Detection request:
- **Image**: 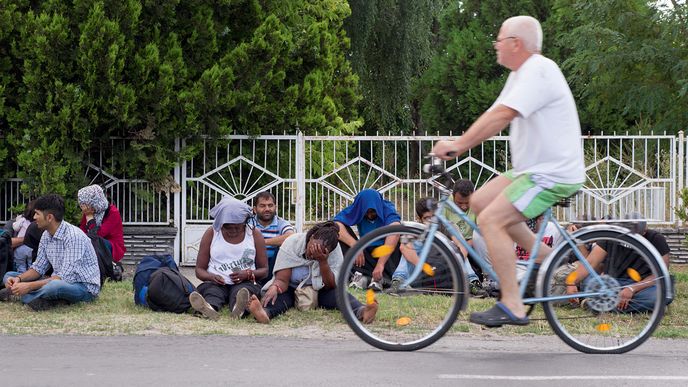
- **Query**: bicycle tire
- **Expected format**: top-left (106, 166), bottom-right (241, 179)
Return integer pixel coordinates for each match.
top-left (540, 228), bottom-right (667, 354)
top-left (335, 223), bottom-right (466, 351)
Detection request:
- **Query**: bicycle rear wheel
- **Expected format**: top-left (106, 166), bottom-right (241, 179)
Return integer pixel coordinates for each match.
top-left (541, 228), bottom-right (667, 354)
top-left (335, 224), bottom-right (466, 351)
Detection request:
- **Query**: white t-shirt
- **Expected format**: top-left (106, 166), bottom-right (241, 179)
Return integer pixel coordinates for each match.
top-left (208, 227), bottom-right (256, 285)
top-left (493, 54), bottom-right (585, 184)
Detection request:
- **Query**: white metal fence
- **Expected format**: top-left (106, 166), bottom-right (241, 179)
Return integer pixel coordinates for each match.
top-left (1, 131), bottom-right (686, 264)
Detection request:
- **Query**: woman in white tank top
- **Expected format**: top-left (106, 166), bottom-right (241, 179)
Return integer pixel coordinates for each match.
top-left (189, 197), bottom-right (268, 320)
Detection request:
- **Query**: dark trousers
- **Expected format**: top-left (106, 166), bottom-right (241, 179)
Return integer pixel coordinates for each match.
top-left (259, 251), bottom-right (279, 286)
top-left (263, 286), bottom-right (365, 320)
top-left (197, 281), bottom-right (261, 317)
top-left (338, 225), bottom-right (401, 283)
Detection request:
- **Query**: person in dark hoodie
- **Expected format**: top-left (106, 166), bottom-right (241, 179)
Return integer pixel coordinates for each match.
top-left (333, 189), bottom-right (401, 291)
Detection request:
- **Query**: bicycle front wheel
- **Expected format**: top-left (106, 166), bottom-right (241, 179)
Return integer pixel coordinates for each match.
top-left (541, 228), bottom-right (667, 354)
top-left (335, 224), bottom-right (466, 351)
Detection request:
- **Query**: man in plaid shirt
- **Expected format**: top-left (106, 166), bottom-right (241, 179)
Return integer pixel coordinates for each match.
top-left (1, 194), bottom-right (100, 311)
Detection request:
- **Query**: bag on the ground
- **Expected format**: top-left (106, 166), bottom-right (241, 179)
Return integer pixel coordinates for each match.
top-left (294, 285), bottom-right (318, 311)
top-left (294, 265), bottom-right (318, 311)
top-left (146, 267), bottom-right (195, 314)
top-left (133, 254), bottom-right (178, 306)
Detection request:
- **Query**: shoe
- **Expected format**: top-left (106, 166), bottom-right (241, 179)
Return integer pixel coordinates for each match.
top-left (469, 302), bottom-right (530, 328)
top-left (469, 280), bottom-right (488, 298)
top-left (482, 280), bottom-right (501, 298)
top-left (231, 288), bottom-right (250, 319)
top-left (27, 298), bottom-right (65, 311)
top-left (189, 291), bottom-right (220, 320)
top-left (0, 288), bottom-right (17, 302)
top-left (348, 272), bottom-right (369, 290)
top-left (368, 280), bottom-right (383, 292)
top-left (389, 278), bottom-right (401, 294)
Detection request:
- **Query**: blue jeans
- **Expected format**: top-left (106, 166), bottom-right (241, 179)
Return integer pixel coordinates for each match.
top-left (392, 247), bottom-right (478, 283)
top-left (3, 271), bottom-right (95, 305)
top-left (581, 276), bottom-right (669, 313)
top-left (13, 245), bottom-right (33, 274)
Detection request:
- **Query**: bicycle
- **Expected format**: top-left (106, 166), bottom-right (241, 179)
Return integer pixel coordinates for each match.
top-left (335, 158), bottom-right (672, 354)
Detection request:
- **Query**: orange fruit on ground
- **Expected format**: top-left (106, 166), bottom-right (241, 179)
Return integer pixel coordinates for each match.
top-left (396, 317), bottom-right (412, 326)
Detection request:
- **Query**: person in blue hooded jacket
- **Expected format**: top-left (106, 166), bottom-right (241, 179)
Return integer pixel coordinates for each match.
top-left (333, 189), bottom-right (401, 291)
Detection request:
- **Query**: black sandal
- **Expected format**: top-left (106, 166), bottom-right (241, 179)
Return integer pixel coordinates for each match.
top-left (469, 302), bottom-right (529, 327)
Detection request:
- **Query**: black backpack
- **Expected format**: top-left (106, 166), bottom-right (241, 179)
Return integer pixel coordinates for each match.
top-left (146, 267), bottom-right (195, 314)
top-left (86, 225), bottom-right (121, 285)
top-left (133, 254), bottom-right (178, 306)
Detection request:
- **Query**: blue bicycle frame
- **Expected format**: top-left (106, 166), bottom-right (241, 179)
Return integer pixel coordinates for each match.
top-left (403, 191), bottom-right (608, 304)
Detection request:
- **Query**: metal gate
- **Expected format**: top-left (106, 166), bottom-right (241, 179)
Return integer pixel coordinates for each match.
top-left (178, 132), bottom-right (681, 265)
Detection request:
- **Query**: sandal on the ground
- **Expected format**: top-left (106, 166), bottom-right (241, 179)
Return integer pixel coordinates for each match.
top-left (469, 302), bottom-right (529, 328)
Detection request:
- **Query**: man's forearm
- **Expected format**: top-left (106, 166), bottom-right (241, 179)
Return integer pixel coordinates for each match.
top-left (17, 268), bottom-right (41, 282)
top-left (265, 232), bottom-right (293, 246)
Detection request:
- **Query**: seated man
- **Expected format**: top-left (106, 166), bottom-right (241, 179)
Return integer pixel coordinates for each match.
top-left (392, 198), bottom-right (486, 297)
top-left (334, 189), bottom-right (401, 291)
top-left (566, 213), bottom-right (671, 313)
top-left (0, 194), bottom-right (100, 311)
top-left (445, 179), bottom-right (486, 295)
top-left (253, 191), bottom-right (295, 285)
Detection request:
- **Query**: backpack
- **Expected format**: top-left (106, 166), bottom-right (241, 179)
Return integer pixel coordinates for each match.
top-left (146, 267), bottom-right (195, 314)
top-left (133, 254), bottom-right (179, 306)
top-left (86, 227), bottom-right (117, 285)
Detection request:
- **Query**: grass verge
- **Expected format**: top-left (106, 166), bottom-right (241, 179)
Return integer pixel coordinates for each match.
top-left (0, 265), bottom-right (686, 338)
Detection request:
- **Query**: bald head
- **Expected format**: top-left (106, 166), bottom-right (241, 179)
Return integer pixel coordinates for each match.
top-left (502, 16), bottom-right (542, 53)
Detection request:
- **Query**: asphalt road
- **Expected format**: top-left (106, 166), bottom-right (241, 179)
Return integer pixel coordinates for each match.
top-left (2, 334), bottom-right (688, 387)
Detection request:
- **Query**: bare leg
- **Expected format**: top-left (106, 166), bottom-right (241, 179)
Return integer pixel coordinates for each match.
top-left (477, 194), bottom-right (527, 318)
top-left (473, 176), bottom-right (551, 264)
top-left (470, 175), bottom-right (512, 216)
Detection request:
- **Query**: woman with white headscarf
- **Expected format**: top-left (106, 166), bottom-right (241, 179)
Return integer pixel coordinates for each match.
top-left (78, 185), bottom-right (126, 262)
top-left (189, 196), bottom-right (268, 320)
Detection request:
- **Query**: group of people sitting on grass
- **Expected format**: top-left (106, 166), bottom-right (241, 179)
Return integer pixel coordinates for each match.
top-left (0, 186), bottom-right (125, 311)
top-left (0, 184), bottom-right (671, 319)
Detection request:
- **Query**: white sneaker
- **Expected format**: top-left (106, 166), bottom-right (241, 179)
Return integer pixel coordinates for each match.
top-left (348, 272), bottom-right (369, 289)
top-left (368, 280), bottom-right (383, 292)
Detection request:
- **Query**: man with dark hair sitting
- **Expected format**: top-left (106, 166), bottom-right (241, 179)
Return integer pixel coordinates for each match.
top-left (253, 191), bottom-right (295, 285)
top-left (0, 194), bottom-right (100, 311)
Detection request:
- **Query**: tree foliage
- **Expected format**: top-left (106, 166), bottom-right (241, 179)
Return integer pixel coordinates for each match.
top-left (550, 0), bottom-right (688, 134)
top-left (414, 0), bottom-right (687, 136)
top-left (0, 0), bottom-right (360, 199)
top-left (345, 0), bottom-right (448, 134)
top-left (414, 0), bottom-right (554, 134)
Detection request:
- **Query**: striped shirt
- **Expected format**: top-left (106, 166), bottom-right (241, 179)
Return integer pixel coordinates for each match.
top-left (255, 216), bottom-right (295, 259)
top-left (31, 221), bottom-right (101, 296)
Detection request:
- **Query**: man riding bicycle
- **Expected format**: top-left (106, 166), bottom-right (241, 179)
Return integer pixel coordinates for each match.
top-left (432, 15), bottom-right (585, 327)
